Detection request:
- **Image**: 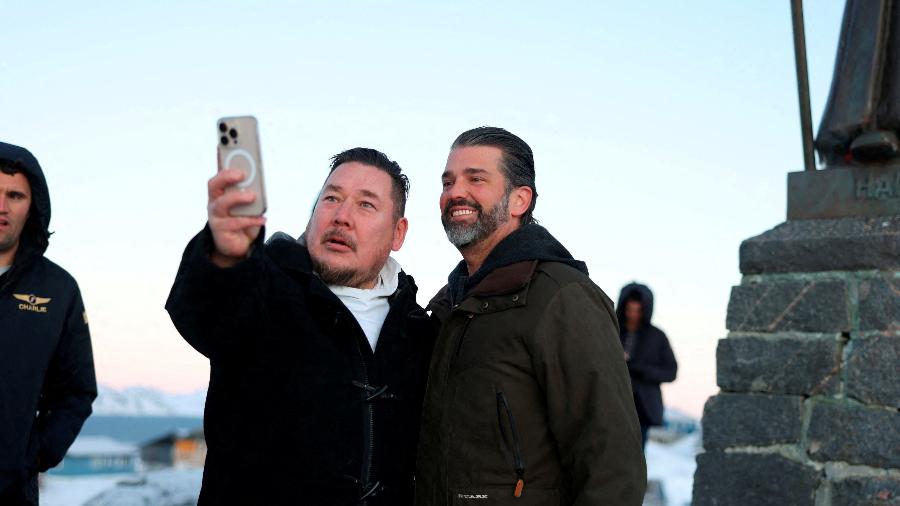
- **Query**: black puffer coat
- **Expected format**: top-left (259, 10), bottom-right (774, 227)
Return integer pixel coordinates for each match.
top-left (166, 228), bottom-right (435, 505)
top-left (0, 142), bottom-right (96, 505)
top-left (616, 283), bottom-right (677, 427)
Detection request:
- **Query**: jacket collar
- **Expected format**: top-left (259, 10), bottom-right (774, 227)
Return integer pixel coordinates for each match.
top-left (445, 224), bottom-right (587, 306)
top-left (430, 260), bottom-right (537, 317)
top-left (468, 260), bottom-right (537, 297)
top-left (0, 244), bottom-right (41, 295)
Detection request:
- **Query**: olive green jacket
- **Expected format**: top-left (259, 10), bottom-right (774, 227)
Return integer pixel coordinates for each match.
top-left (416, 260), bottom-right (646, 506)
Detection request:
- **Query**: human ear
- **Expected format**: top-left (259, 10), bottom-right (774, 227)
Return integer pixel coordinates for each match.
top-left (509, 186), bottom-right (533, 219)
top-left (391, 217), bottom-right (409, 251)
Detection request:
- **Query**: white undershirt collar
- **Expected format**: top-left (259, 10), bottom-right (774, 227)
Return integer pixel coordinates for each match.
top-left (327, 257), bottom-right (401, 351)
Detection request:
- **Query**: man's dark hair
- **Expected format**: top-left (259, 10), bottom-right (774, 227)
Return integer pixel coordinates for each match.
top-left (0, 159), bottom-right (24, 176)
top-left (451, 126), bottom-right (538, 225)
top-left (329, 147), bottom-right (409, 221)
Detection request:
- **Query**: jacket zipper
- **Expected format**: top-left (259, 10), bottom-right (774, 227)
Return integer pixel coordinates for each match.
top-left (355, 286), bottom-right (406, 503)
top-left (437, 311), bottom-right (475, 497)
top-left (349, 314), bottom-right (375, 505)
top-left (359, 347), bottom-right (374, 503)
top-left (454, 314), bottom-right (475, 357)
top-left (496, 392), bottom-right (526, 498)
top-left (441, 313), bottom-right (474, 387)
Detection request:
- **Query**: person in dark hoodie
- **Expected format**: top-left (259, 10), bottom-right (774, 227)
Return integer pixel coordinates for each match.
top-left (416, 127), bottom-right (646, 506)
top-left (617, 282), bottom-right (678, 449)
top-left (0, 142), bottom-right (97, 505)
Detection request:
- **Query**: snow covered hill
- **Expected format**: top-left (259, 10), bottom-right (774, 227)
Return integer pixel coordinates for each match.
top-left (92, 385), bottom-right (207, 417)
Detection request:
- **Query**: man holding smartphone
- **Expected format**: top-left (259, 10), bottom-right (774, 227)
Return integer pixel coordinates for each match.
top-left (166, 147), bottom-right (435, 505)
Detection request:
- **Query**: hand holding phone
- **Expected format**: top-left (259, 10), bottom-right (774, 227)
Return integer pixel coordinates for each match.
top-left (217, 116), bottom-right (266, 216)
top-left (207, 116), bottom-right (267, 267)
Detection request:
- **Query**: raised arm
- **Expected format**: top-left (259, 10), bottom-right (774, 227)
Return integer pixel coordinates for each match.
top-left (165, 168), bottom-right (268, 359)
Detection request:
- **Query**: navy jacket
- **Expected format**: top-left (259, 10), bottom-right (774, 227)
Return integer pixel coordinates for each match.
top-left (0, 142), bottom-right (97, 500)
top-left (616, 283), bottom-right (677, 427)
top-left (166, 228), bottom-right (435, 505)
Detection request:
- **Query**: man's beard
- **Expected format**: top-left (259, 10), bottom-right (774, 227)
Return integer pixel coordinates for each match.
top-left (441, 193), bottom-right (509, 248)
top-left (307, 227), bottom-right (381, 288)
top-left (311, 257), bottom-right (380, 288)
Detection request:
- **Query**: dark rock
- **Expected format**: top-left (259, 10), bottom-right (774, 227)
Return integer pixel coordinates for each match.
top-left (740, 217), bottom-right (900, 274)
top-left (847, 334), bottom-right (900, 408)
top-left (858, 277), bottom-right (900, 331)
top-left (693, 451), bottom-right (820, 506)
top-left (716, 336), bottom-right (841, 395)
top-left (702, 393), bottom-right (803, 449)
top-left (807, 400), bottom-right (900, 468)
top-left (831, 475), bottom-right (900, 506)
top-left (727, 280), bottom-right (849, 333)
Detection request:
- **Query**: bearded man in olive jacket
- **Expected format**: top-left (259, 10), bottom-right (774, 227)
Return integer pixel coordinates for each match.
top-left (415, 127), bottom-right (646, 506)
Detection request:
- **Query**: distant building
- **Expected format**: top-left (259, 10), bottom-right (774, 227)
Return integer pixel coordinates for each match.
top-left (48, 436), bottom-right (139, 476)
top-left (141, 428), bottom-right (206, 468)
top-left (649, 408), bottom-right (700, 444)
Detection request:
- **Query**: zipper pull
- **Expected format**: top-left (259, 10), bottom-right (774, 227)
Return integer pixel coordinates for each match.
top-left (514, 478), bottom-right (524, 498)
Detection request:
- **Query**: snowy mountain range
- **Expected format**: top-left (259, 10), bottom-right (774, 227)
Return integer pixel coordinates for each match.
top-left (92, 385), bottom-right (207, 417)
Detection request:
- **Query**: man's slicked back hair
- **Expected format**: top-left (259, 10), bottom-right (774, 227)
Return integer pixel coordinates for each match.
top-left (329, 147), bottom-right (409, 221)
top-left (451, 126), bottom-right (538, 224)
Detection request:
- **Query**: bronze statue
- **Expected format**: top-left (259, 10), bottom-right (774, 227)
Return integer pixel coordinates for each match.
top-left (817, 0), bottom-right (900, 166)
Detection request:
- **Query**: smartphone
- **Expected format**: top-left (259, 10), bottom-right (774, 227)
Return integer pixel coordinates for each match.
top-left (216, 115), bottom-right (267, 216)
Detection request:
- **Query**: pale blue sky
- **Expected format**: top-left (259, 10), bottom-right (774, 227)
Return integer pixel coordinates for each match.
top-left (2, 1), bottom-right (846, 415)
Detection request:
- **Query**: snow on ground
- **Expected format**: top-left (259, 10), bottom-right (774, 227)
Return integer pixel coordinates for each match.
top-left (41, 475), bottom-right (126, 506)
top-left (42, 436), bottom-right (699, 506)
top-left (41, 469), bottom-right (202, 506)
top-left (83, 469), bottom-right (202, 506)
top-left (645, 433), bottom-right (700, 506)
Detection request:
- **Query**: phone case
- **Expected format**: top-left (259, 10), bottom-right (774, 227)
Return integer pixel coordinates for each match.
top-left (216, 115), bottom-right (267, 216)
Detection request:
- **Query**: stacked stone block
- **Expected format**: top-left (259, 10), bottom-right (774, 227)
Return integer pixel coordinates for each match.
top-left (693, 216), bottom-right (900, 506)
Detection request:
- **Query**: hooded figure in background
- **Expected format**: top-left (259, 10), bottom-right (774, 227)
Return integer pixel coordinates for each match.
top-left (617, 282), bottom-right (678, 449)
top-left (0, 142), bottom-right (97, 506)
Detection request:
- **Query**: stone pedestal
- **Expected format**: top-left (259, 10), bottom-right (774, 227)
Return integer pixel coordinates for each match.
top-left (692, 216), bottom-right (900, 506)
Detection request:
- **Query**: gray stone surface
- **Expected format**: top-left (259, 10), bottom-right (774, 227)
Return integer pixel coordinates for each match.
top-left (831, 475), bottom-right (900, 506)
top-left (787, 168), bottom-right (900, 221)
top-left (692, 451), bottom-right (820, 506)
top-left (847, 334), bottom-right (900, 408)
top-left (859, 277), bottom-right (900, 331)
top-left (740, 216), bottom-right (900, 274)
top-left (726, 280), bottom-right (849, 333)
top-left (807, 400), bottom-right (900, 468)
top-left (716, 336), bottom-right (841, 395)
top-left (702, 393), bottom-right (803, 449)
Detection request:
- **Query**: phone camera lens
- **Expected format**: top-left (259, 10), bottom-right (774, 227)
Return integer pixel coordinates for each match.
top-left (229, 128), bottom-right (238, 139)
top-left (220, 136), bottom-right (229, 145)
top-left (218, 123), bottom-right (227, 133)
